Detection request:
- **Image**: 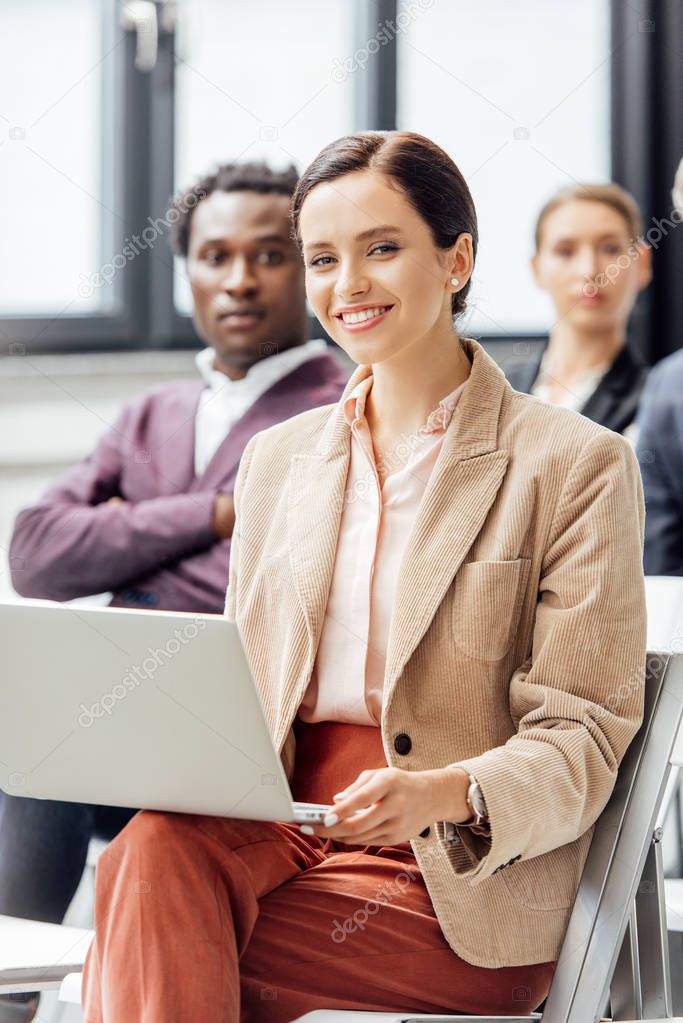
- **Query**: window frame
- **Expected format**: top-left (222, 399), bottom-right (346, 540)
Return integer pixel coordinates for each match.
top-left (0, 0), bottom-right (158, 354)
top-left (2, 0), bottom-right (637, 357)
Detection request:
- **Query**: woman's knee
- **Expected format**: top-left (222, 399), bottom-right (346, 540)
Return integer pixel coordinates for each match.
top-left (100, 810), bottom-right (284, 868)
top-left (99, 810), bottom-right (189, 867)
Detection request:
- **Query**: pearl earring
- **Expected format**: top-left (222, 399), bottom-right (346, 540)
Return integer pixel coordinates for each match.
top-left (450, 277), bottom-right (460, 287)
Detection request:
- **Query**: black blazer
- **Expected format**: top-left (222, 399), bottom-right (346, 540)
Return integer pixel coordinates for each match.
top-left (504, 343), bottom-right (649, 434)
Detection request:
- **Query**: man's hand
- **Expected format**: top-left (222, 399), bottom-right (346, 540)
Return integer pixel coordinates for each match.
top-left (212, 492), bottom-right (235, 540)
top-left (301, 766), bottom-right (472, 846)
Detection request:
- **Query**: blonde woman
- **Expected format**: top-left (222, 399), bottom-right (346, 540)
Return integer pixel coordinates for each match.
top-left (507, 182), bottom-right (652, 436)
top-left (82, 133), bottom-right (646, 1022)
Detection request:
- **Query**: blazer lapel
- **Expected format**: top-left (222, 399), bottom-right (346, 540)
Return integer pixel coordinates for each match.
top-left (283, 342), bottom-right (511, 724)
top-left (287, 449), bottom-right (349, 650)
top-left (383, 449), bottom-right (509, 708)
top-left (579, 345), bottom-right (647, 433)
top-left (383, 341), bottom-right (511, 710)
top-left (283, 368), bottom-right (367, 721)
top-left (156, 382), bottom-right (205, 493)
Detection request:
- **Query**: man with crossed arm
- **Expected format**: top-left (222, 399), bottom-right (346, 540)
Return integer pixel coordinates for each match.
top-left (0, 160), bottom-right (347, 1022)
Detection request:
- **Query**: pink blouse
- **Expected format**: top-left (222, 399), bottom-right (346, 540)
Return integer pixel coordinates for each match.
top-left (298, 374), bottom-right (467, 726)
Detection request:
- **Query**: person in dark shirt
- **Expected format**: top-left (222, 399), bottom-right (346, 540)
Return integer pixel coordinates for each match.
top-left (637, 156), bottom-right (683, 574)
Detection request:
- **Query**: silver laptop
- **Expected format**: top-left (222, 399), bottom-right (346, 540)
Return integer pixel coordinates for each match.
top-left (0, 600), bottom-right (332, 825)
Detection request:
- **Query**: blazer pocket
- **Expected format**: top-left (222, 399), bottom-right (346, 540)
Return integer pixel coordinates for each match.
top-left (500, 831), bottom-right (592, 911)
top-left (451, 558), bottom-right (531, 662)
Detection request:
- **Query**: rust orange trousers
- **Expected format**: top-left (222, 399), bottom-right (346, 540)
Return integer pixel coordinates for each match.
top-left (82, 718), bottom-right (556, 1021)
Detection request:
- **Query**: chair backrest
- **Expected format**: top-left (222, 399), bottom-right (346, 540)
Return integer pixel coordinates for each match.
top-left (541, 651), bottom-right (683, 1023)
top-left (645, 575), bottom-right (683, 653)
top-left (645, 576), bottom-right (683, 765)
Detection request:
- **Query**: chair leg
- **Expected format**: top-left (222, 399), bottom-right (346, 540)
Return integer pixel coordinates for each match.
top-left (636, 829), bottom-right (674, 1019)
top-left (610, 903), bottom-right (642, 1020)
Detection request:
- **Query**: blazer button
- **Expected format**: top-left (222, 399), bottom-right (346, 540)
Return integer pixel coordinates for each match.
top-left (394, 733), bottom-right (412, 755)
top-left (419, 826), bottom-right (430, 838)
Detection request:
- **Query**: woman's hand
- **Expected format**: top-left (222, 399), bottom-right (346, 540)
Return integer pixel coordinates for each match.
top-left (301, 766), bottom-right (472, 846)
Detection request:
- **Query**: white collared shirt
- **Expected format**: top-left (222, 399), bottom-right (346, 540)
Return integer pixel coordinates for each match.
top-left (298, 373), bottom-right (467, 726)
top-left (193, 339), bottom-right (328, 476)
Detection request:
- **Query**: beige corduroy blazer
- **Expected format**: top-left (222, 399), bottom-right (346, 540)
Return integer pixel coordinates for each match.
top-left (224, 338), bottom-right (647, 968)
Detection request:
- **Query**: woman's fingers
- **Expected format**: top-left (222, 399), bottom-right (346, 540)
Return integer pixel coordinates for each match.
top-left (304, 805), bottom-right (386, 840)
top-left (322, 809), bottom-right (399, 843)
top-left (330, 772), bottom-right (394, 821)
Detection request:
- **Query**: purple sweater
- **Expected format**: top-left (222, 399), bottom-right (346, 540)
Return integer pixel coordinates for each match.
top-left (9, 353), bottom-right (348, 613)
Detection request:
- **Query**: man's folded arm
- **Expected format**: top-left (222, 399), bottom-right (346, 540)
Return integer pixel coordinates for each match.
top-left (9, 402), bottom-right (219, 602)
top-left (113, 537), bottom-right (233, 614)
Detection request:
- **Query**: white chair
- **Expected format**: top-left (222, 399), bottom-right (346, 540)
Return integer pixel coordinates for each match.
top-left (644, 577), bottom-right (683, 655)
top-left (0, 836), bottom-right (105, 1022)
top-left (0, 915), bottom-right (92, 997)
top-left (646, 576), bottom-right (683, 880)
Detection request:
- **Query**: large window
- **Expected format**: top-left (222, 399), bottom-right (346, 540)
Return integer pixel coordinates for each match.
top-left (396, 0), bottom-right (610, 335)
top-left (173, 0), bottom-right (356, 314)
top-left (1, 0), bottom-right (117, 316)
top-left (0, 0), bottom-right (614, 353)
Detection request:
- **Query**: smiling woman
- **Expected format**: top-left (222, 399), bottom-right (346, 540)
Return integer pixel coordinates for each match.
top-left (291, 133), bottom-right (478, 443)
top-left (81, 131), bottom-right (647, 1023)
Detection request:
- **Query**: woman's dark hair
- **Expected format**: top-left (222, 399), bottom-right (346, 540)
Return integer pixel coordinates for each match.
top-left (291, 131), bottom-right (478, 319)
top-left (170, 160), bottom-right (300, 258)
